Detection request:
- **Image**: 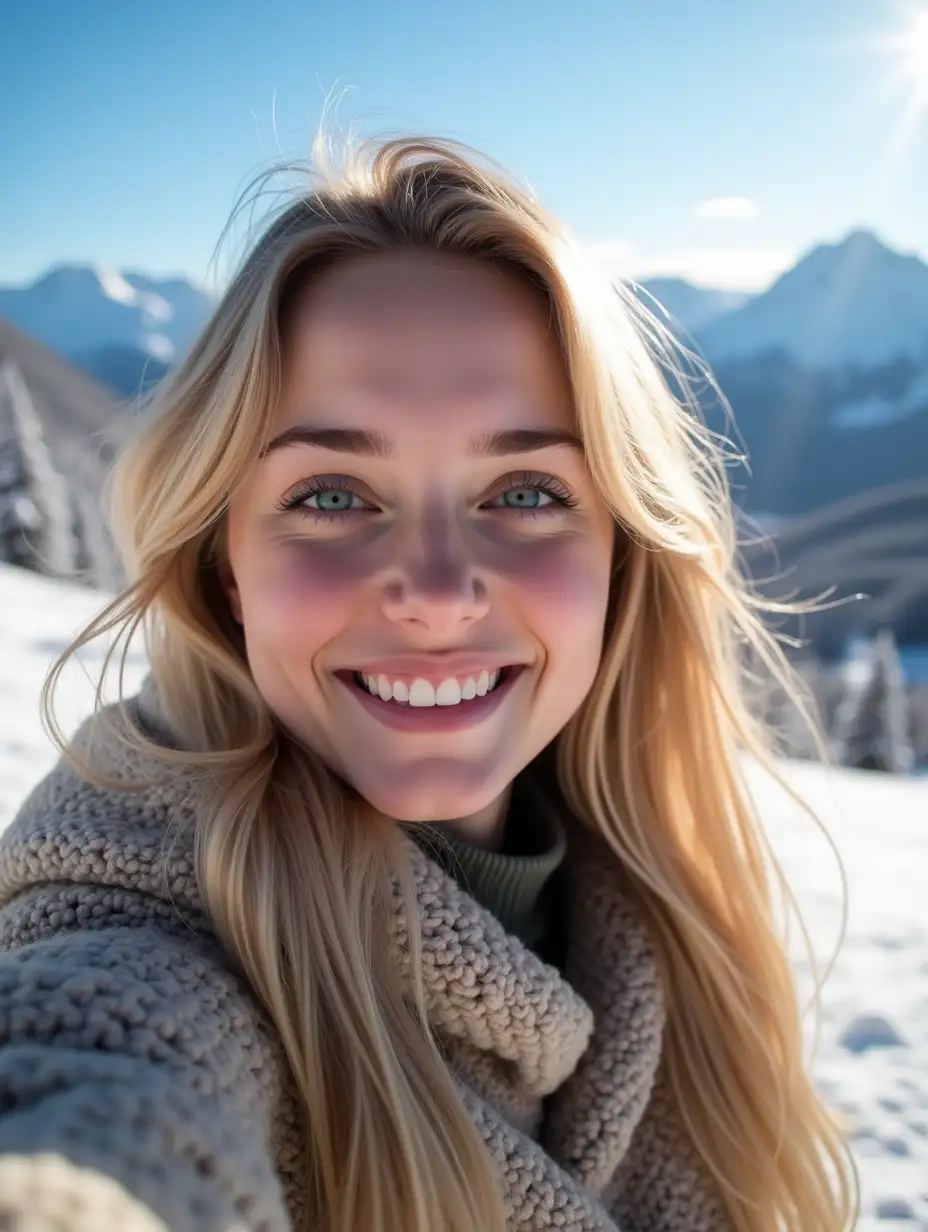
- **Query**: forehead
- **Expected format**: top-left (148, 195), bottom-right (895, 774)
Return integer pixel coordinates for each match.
top-left (277, 251), bottom-right (572, 430)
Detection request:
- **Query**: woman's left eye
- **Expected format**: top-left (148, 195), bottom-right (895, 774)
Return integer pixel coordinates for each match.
top-left (487, 486), bottom-right (556, 510)
top-left (485, 476), bottom-right (577, 515)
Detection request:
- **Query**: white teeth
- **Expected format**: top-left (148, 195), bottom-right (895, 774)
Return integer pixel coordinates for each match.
top-left (408, 679), bottom-right (436, 707)
top-left (357, 669), bottom-right (503, 707)
top-left (435, 678), bottom-right (462, 707)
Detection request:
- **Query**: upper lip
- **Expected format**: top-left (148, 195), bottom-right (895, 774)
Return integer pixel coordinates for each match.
top-left (341, 654), bottom-right (525, 680)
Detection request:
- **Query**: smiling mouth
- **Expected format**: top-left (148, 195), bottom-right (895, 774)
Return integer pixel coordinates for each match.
top-left (350, 666), bottom-right (518, 708)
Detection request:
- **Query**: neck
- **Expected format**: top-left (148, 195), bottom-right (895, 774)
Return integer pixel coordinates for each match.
top-left (429, 783), bottom-right (514, 851)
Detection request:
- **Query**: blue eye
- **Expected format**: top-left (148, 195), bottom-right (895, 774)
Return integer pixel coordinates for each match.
top-left (486, 473), bottom-right (578, 515)
top-left (308, 488), bottom-right (360, 512)
top-left (276, 478), bottom-right (373, 519)
top-left (494, 487), bottom-right (554, 510)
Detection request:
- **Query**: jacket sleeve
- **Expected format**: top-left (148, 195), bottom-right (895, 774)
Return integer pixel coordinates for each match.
top-left (0, 881), bottom-right (296, 1232)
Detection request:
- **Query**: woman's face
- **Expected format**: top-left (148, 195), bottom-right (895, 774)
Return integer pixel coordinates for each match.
top-left (222, 251), bottom-right (615, 844)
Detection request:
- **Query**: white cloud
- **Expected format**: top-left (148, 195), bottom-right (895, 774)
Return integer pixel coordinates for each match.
top-left (695, 196), bottom-right (761, 221)
top-left (631, 247), bottom-right (792, 291)
top-left (588, 241), bottom-right (793, 292)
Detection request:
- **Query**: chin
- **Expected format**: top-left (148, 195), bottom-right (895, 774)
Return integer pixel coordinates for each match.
top-left (368, 791), bottom-right (490, 826)
top-left (349, 762), bottom-right (511, 826)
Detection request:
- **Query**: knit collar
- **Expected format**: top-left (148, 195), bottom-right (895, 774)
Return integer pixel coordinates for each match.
top-left (115, 678), bottom-right (724, 1227)
top-left (390, 812), bottom-right (671, 1204)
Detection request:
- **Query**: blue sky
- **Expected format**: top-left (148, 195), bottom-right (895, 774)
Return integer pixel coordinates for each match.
top-left (2, 0), bottom-right (927, 291)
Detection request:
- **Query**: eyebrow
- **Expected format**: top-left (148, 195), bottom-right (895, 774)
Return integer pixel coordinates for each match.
top-left (260, 425), bottom-right (583, 459)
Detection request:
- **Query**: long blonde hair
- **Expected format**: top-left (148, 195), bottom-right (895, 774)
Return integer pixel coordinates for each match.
top-left (43, 135), bottom-right (857, 1231)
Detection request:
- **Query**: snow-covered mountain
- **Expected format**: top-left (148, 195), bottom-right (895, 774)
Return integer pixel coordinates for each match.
top-left (698, 230), bottom-right (928, 370)
top-left (1, 557), bottom-right (927, 1229)
top-left (686, 231), bottom-right (928, 516)
top-left (0, 266), bottom-right (213, 397)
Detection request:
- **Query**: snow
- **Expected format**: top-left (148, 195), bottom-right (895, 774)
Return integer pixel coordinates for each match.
top-left (0, 264), bottom-right (212, 364)
top-left (833, 369), bottom-right (928, 430)
top-left (699, 230), bottom-right (928, 371)
top-left (141, 332), bottom-right (175, 363)
top-left (1, 559), bottom-right (927, 1228)
top-left (97, 269), bottom-right (172, 324)
top-left (746, 759), bottom-right (928, 1228)
top-left (0, 564), bottom-right (148, 823)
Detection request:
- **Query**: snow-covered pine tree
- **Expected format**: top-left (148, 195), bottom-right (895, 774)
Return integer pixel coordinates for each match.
top-left (0, 361), bottom-right (78, 577)
top-left (0, 362), bottom-right (41, 568)
top-left (832, 631), bottom-right (915, 773)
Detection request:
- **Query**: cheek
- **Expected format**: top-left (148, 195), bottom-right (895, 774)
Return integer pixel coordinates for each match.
top-left (499, 535), bottom-right (612, 739)
top-left (500, 536), bottom-right (612, 648)
top-left (242, 539), bottom-right (373, 652)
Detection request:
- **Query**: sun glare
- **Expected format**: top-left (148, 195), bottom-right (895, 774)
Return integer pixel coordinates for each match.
top-left (882, 5), bottom-right (928, 101)
top-left (867, 4), bottom-right (928, 172)
top-left (900, 9), bottom-right (928, 92)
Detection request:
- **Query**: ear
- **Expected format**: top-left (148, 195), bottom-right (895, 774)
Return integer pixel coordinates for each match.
top-left (217, 557), bottom-right (244, 625)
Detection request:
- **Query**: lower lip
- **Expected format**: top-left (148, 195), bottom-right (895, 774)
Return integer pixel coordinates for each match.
top-left (337, 667), bottom-right (526, 733)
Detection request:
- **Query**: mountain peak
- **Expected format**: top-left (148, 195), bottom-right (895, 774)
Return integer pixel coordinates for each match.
top-left (799, 227), bottom-right (907, 274)
top-left (697, 229), bottom-right (928, 369)
top-left (32, 264), bottom-right (104, 294)
top-left (838, 227), bottom-right (889, 253)
top-left (0, 264), bottom-right (214, 379)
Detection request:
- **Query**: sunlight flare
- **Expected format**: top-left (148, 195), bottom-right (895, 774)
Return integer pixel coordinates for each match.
top-left (882, 5), bottom-right (928, 98)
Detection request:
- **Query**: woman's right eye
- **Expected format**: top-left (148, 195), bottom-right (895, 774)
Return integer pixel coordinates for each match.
top-left (302, 488), bottom-right (363, 513)
top-left (275, 478), bottom-right (376, 520)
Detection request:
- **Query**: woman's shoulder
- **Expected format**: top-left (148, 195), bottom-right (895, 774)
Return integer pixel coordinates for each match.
top-left (0, 690), bottom-right (204, 927)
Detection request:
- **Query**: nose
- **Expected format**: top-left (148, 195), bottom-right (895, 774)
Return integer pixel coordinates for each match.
top-left (380, 506), bottom-right (490, 636)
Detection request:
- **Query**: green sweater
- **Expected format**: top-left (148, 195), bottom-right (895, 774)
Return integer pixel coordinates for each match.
top-left (406, 771), bottom-right (568, 966)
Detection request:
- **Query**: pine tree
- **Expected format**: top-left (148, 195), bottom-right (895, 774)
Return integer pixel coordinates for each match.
top-left (0, 361), bottom-right (78, 577)
top-left (0, 362), bottom-right (41, 568)
top-left (832, 631), bottom-right (915, 773)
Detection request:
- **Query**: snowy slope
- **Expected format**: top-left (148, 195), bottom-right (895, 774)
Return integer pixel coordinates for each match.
top-left (698, 230), bottom-right (928, 371)
top-left (0, 265), bottom-right (213, 365)
top-left (0, 564), bottom-right (148, 823)
top-left (1, 559), bottom-right (927, 1229)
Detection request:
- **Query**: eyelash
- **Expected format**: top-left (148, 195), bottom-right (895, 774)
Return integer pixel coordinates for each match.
top-left (275, 472), bottom-right (579, 524)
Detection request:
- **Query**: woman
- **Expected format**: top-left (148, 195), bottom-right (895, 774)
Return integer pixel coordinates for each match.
top-left (0, 137), bottom-right (856, 1231)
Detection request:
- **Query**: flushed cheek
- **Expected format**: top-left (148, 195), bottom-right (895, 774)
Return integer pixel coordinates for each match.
top-left (502, 541), bottom-right (611, 738)
top-left (497, 537), bottom-right (611, 642)
top-left (245, 539), bottom-right (375, 649)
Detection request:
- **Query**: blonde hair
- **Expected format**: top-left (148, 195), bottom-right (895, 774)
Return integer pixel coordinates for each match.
top-left (43, 135), bottom-right (858, 1231)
